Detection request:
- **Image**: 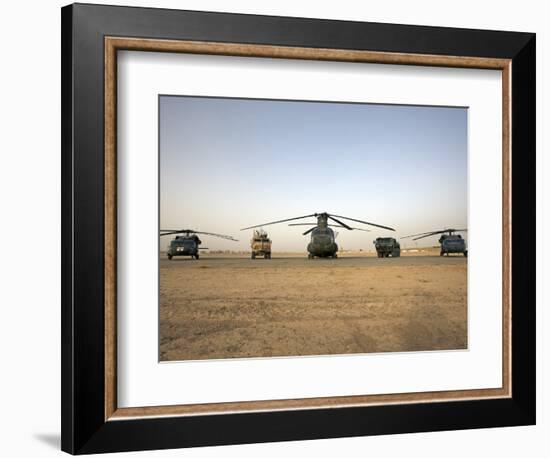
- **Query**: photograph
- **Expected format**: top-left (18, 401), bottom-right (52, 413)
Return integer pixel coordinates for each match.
top-left (159, 95), bottom-right (469, 361)
top-left (55, 2), bottom-right (537, 454)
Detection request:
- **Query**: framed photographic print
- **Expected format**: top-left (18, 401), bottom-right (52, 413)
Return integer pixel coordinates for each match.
top-left (61, 3), bottom-right (536, 454)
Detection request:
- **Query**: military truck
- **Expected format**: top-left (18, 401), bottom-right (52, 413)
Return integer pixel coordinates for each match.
top-left (250, 229), bottom-right (272, 259)
top-left (374, 237), bottom-right (400, 258)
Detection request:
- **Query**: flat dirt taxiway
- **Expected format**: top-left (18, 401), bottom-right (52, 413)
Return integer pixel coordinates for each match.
top-left (159, 249), bottom-right (467, 361)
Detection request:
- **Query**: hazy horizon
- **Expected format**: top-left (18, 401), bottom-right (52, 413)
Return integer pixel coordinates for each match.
top-left (160, 95), bottom-right (468, 252)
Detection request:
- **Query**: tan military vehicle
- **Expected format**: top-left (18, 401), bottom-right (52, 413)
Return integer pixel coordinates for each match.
top-left (250, 229), bottom-right (272, 259)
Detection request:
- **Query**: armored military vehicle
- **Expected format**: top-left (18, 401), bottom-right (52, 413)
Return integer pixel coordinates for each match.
top-left (250, 229), bottom-right (272, 259)
top-left (242, 212), bottom-right (394, 259)
top-left (402, 228), bottom-right (467, 257)
top-left (374, 237), bottom-right (401, 258)
top-left (160, 229), bottom-right (238, 260)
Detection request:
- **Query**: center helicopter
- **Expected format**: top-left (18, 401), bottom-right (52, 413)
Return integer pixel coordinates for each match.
top-left (241, 212), bottom-right (395, 259)
top-left (160, 229), bottom-right (238, 260)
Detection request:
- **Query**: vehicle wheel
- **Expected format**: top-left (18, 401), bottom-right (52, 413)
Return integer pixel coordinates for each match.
top-left (167, 254), bottom-right (172, 260)
top-left (440, 251), bottom-right (444, 256)
top-left (308, 253), bottom-right (314, 259)
top-left (265, 253), bottom-right (271, 259)
top-left (464, 251), bottom-right (468, 258)
top-left (333, 253), bottom-right (338, 259)
top-left (195, 254), bottom-right (199, 260)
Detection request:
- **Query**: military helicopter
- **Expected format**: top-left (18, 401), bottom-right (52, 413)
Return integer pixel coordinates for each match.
top-left (160, 229), bottom-right (238, 260)
top-left (241, 212), bottom-right (394, 259)
top-left (402, 228), bottom-right (468, 257)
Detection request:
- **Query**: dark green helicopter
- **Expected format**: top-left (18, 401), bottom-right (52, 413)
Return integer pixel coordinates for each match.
top-left (241, 212), bottom-right (394, 259)
top-left (160, 229), bottom-right (238, 260)
top-left (402, 228), bottom-right (468, 257)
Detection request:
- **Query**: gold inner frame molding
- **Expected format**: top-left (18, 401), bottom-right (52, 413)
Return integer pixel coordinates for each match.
top-left (104, 36), bottom-right (512, 421)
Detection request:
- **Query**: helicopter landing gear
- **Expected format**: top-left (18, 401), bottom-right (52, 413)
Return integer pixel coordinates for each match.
top-left (194, 254), bottom-right (200, 260)
top-left (440, 251), bottom-right (444, 256)
top-left (308, 253), bottom-right (314, 259)
top-left (251, 252), bottom-right (256, 259)
top-left (332, 253), bottom-right (338, 259)
top-left (464, 251), bottom-right (468, 258)
top-left (167, 254), bottom-right (173, 260)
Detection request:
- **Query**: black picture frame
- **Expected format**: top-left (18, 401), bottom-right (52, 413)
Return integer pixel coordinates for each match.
top-left (61, 3), bottom-right (535, 454)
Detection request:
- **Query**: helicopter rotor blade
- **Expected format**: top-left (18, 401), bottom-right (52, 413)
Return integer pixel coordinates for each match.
top-left (403, 228), bottom-right (468, 240)
top-left (327, 215), bottom-right (353, 230)
top-left (159, 229), bottom-right (238, 241)
top-left (302, 227), bottom-right (316, 236)
top-left (401, 230), bottom-right (442, 239)
top-left (329, 214), bottom-right (395, 231)
top-left (241, 214), bottom-right (317, 230)
top-left (159, 229), bottom-right (194, 236)
top-left (412, 232), bottom-right (442, 241)
top-left (191, 231), bottom-right (239, 241)
top-left (242, 212), bottom-right (394, 231)
top-left (288, 223), bottom-right (369, 231)
top-left (289, 223), bottom-right (346, 228)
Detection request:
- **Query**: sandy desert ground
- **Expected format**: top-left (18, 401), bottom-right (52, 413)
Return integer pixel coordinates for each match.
top-left (159, 249), bottom-right (467, 361)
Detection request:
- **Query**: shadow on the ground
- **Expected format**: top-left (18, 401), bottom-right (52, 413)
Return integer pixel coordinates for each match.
top-left (34, 433), bottom-right (60, 449)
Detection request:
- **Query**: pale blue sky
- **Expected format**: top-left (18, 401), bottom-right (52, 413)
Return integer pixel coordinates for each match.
top-left (160, 95), bottom-right (467, 251)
